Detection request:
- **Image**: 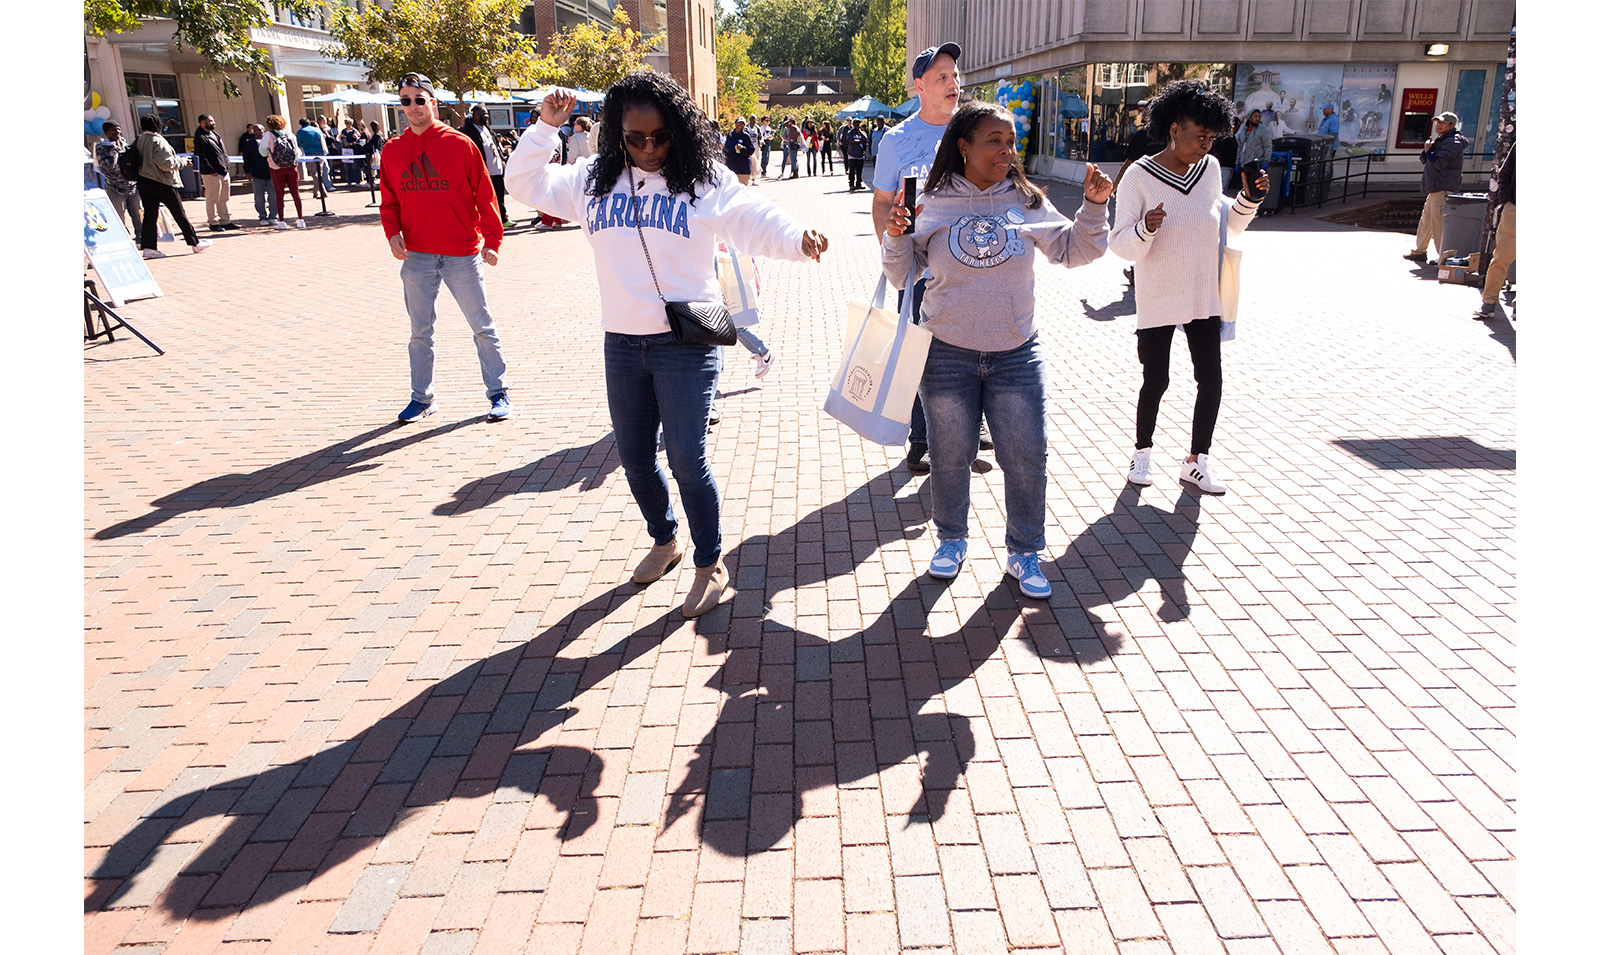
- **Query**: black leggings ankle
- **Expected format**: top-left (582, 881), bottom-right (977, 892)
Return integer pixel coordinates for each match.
top-left (1135, 316), bottom-right (1222, 455)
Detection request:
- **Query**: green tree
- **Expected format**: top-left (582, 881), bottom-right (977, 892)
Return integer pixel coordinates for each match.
top-left (529, 7), bottom-right (662, 91)
top-left (85, 0), bottom-right (319, 97)
top-left (327, 0), bottom-right (539, 118)
top-left (715, 29), bottom-right (772, 127)
top-left (850, 0), bottom-right (907, 107)
top-left (735, 0), bottom-right (849, 67)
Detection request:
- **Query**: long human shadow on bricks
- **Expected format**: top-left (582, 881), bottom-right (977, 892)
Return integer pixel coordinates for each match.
top-left (88, 467), bottom-right (930, 916)
top-left (1331, 435), bottom-right (1515, 471)
top-left (433, 434), bottom-right (619, 516)
top-left (664, 473), bottom-right (1130, 856)
top-left (94, 418), bottom-right (481, 540)
top-left (88, 578), bottom-right (689, 916)
top-left (1054, 487), bottom-right (1205, 634)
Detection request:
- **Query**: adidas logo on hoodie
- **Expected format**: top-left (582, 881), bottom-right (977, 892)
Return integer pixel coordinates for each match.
top-left (401, 153), bottom-right (450, 192)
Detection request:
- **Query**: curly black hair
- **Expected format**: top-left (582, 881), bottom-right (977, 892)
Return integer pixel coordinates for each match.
top-left (924, 102), bottom-right (1046, 209)
top-left (587, 71), bottom-right (724, 202)
top-left (1144, 79), bottom-right (1233, 145)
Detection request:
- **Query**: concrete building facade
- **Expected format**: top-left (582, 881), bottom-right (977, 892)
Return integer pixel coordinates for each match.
top-left (905, 0), bottom-right (1514, 187)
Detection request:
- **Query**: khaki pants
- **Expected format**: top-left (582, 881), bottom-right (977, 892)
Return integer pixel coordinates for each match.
top-left (1481, 202), bottom-right (1516, 305)
top-left (1411, 190), bottom-right (1446, 258)
top-left (203, 172), bottom-right (232, 225)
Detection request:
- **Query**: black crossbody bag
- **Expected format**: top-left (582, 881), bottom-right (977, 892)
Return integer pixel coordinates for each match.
top-left (628, 168), bottom-right (736, 346)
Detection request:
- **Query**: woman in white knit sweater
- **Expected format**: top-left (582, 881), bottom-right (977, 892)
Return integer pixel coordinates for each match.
top-left (1108, 81), bottom-right (1269, 494)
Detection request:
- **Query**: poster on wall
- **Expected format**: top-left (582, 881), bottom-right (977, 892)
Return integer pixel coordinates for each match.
top-left (1233, 63), bottom-right (1345, 140)
top-left (1336, 64), bottom-right (1397, 156)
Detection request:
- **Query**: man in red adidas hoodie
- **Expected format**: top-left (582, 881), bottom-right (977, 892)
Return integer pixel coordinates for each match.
top-left (380, 71), bottom-right (512, 423)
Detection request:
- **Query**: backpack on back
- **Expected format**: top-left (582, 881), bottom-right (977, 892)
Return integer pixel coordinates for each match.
top-left (270, 131), bottom-right (299, 167)
top-left (117, 141), bottom-right (142, 181)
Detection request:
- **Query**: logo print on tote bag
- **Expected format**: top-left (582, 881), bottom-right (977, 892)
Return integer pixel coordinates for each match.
top-left (845, 365), bottom-right (875, 401)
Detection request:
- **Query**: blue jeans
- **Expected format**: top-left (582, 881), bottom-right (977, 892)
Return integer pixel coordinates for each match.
top-left (736, 327), bottom-right (767, 356)
top-left (400, 252), bottom-right (508, 402)
top-left (920, 335), bottom-right (1048, 555)
top-left (251, 176), bottom-right (272, 220)
top-left (897, 278), bottom-right (928, 444)
top-left (760, 142), bottom-right (771, 175)
top-left (605, 333), bottom-right (724, 568)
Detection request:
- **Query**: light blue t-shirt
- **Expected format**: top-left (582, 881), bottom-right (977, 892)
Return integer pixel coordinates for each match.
top-left (871, 114), bottom-right (948, 194)
top-left (296, 126), bottom-right (327, 156)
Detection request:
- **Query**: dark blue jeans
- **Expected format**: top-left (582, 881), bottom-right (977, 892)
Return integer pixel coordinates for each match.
top-left (604, 332), bottom-right (724, 568)
top-left (896, 277), bottom-right (928, 445)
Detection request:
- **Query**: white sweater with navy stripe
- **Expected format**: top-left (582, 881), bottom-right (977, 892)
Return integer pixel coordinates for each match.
top-left (1108, 154), bottom-right (1261, 330)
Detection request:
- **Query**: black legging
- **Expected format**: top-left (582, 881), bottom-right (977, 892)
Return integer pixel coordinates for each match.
top-left (820, 142), bottom-right (835, 172)
top-left (1135, 316), bottom-right (1222, 455)
top-left (136, 176), bottom-right (199, 250)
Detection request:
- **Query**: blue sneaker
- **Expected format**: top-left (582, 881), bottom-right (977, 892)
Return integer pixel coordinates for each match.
top-left (927, 539), bottom-right (968, 579)
top-left (487, 392), bottom-right (512, 421)
top-left (398, 399), bottom-right (435, 423)
top-left (1006, 552), bottom-right (1052, 599)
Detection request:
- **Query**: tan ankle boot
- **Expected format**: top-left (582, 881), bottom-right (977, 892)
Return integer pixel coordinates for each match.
top-left (632, 539), bottom-right (683, 584)
top-left (681, 561), bottom-right (727, 617)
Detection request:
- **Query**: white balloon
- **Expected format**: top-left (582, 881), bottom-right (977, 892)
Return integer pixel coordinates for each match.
top-left (96, 106), bottom-right (112, 119)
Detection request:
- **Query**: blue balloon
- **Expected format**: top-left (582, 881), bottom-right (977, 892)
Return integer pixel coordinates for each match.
top-left (86, 117), bottom-right (106, 135)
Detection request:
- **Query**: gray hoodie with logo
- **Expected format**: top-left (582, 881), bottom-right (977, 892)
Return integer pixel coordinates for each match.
top-left (881, 174), bottom-right (1109, 352)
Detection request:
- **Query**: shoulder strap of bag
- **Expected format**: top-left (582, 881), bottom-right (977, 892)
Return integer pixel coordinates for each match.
top-left (628, 167), bottom-right (669, 304)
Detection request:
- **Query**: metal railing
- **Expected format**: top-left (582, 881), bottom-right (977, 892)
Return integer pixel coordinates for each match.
top-left (1277, 153), bottom-right (1376, 211)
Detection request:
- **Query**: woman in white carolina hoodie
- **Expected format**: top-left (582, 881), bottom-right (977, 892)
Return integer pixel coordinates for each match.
top-left (882, 102), bottom-right (1115, 600)
top-left (505, 72), bottom-right (829, 618)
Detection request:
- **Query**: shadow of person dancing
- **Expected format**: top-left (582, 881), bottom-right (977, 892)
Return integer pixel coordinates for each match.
top-left (433, 434), bottom-right (620, 516)
top-left (1052, 486), bottom-right (1205, 640)
top-left (94, 418), bottom-right (480, 540)
top-left (89, 466), bottom-right (925, 916)
top-left (661, 478), bottom-right (1128, 857)
top-left (88, 577), bottom-right (691, 916)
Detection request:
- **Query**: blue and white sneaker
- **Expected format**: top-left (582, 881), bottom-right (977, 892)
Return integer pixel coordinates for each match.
top-left (487, 392), bottom-right (512, 421)
top-left (398, 399), bottom-right (435, 423)
top-left (927, 539), bottom-right (968, 579)
top-left (1006, 552), bottom-right (1052, 599)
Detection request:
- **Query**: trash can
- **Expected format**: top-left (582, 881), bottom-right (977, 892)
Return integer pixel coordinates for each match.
top-left (177, 165), bottom-right (202, 200)
top-left (1273, 134), bottom-right (1336, 205)
top-left (1441, 192), bottom-right (1489, 259)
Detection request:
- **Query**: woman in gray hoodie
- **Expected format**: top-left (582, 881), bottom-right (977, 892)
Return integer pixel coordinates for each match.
top-left (883, 101), bottom-right (1114, 599)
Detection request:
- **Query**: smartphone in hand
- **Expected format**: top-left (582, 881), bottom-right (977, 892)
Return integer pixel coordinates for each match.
top-left (903, 175), bottom-right (917, 234)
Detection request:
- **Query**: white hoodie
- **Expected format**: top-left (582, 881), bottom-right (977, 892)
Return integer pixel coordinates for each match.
top-left (504, 120), bottom-right (810, 335)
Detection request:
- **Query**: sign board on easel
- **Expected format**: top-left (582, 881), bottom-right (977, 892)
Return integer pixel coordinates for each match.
top-left (84, 188), bottom-right (162, 306)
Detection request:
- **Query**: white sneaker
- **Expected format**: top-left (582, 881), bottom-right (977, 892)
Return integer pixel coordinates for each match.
top-left (259, 217), bottom-right (270, 226)
top-left (274, 220), bottom-right (290, 231)
top-left (191, 239), bottom-right (212, 254)
top-left (294, 218), bottom-right (307, 229)
top-left (1180, 454), bottom-right (1227, 494)
top-left (141, 248), bottom-right (166, 260)
top-left (752, 350), bottom-right (776, 378)
top-left (1127, 448), bottom-right (1153, 486)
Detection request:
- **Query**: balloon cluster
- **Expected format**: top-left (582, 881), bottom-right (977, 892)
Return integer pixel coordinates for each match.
top-left (996, 79), bottom-right (1036, 157)
top-left (84, 91), bottom-right (112, 135)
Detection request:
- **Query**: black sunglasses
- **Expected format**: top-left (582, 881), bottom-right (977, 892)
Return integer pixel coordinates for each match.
top-left (622, 130), bottom-right (672, 150)
top-left (399, 95), bottom-right (430, 106)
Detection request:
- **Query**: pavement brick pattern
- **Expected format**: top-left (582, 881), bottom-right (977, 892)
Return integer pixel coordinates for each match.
top-left (85, 169), bottom-right (1514, 954)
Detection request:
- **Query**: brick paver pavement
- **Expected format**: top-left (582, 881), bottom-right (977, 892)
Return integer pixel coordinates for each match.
top-left (85, 170), bottom-right (1514, 954)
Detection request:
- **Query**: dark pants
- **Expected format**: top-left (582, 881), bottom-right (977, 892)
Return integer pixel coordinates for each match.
top-left (844, 157), bottom-right (865, 190)
top-left (821, 146), bottom-right (835, 173)
top-left (760, 142), bottom-right (771, 175)
top-left (136, 177), bottom-right (199, 250)
top-left (897, 278), bottom-right (928, 445)
top-left (491, 174), bottom-right (509, 220)
top-left (1135, 317), bottom-right (1223, 455)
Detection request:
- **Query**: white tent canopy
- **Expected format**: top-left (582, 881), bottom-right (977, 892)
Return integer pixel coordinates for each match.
top-left (305, 88), bottom-right (399, 105)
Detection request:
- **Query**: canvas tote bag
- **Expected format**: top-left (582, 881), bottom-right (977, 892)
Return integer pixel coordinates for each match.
top-left (823, 263), bottom-right (932, 446)
top-left (715, 241), bottom-right (762, 328)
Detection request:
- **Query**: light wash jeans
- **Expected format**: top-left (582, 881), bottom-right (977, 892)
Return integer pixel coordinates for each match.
top-left (400, 251), bottom-right (508, 403)
top-left (920, 334), bottom-right (1048, 555)
top-left (604, 332), bottom-right (723, 568)
top-left (735, 327), bottom-right (767, 356)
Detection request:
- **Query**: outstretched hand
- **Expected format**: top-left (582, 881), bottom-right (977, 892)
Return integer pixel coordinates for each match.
top-left (1082, 162), bottom-right (1115, 203)
top-left (540, 89), bottom-right (577, 128)
top-left (801, 230), bottom-right (829, 261)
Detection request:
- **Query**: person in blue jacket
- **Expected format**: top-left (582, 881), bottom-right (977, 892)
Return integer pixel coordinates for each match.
top-left (1402, 111), bottom-right (1469, 265)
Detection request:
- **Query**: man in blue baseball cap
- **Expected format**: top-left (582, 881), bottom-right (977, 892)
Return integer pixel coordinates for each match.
top-left (872, 40), bottom-right (986, 473)
top-left (1318, 103), bottom-right (1339, 139)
